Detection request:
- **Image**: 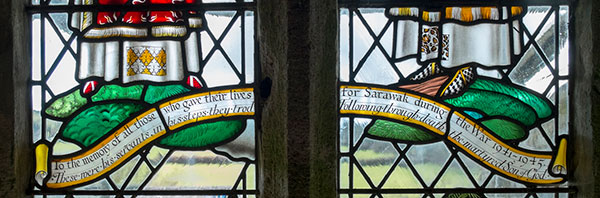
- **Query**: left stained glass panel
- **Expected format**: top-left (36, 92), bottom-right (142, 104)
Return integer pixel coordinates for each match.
top-left (30, 2), bottom-right (257, 196)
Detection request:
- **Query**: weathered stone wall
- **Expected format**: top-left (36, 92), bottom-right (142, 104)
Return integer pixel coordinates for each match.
top-left (0, 0), bottom-right (33, 197)
top-left (572, 0), bottom-right (598, 197)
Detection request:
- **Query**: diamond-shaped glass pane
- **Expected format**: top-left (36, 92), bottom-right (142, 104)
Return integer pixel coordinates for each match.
top-left (202, 50), bottom-right (242, 87)
top-left (355, 139), bottom-right (399, 186)
top-left (435, 159), bottom-right (475, 188)
top-left (485, 175), bottom-right (527, 188)
top-left (74, 179), bottom-right (113, 191)
top-left (355, 47), bottom-right (400, 84)
top-left (509, 47), bottom-right (554, 93)
top-left (381, 159), bottom-right (424, 189)
top-left (144, 151), bottom-right (245, 190)
top-left (457, 153), bottom-right (491, 187)
top-left (110, 156), bottom-right (141, 189)
top-left (534, 11), bottom-right (556, 69)
top-left (523, 7), bottom-right (551, 36)
top-left (519, 128), bottom-right (553, 151)
top-left (405, 142), bottom-right (451, 187)
top-left (46, 52), bottom-right (77, 94)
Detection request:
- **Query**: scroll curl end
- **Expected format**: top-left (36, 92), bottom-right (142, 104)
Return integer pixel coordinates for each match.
top-left (552, 138), bottom-right (568, 175)
top-left (35, 144), bottom-right (49, 185)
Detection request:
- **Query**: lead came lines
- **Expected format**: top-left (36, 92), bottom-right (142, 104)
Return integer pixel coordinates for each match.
top-left (339, 86), bottom-right (564, 183)
top-left (44, 89), bottom-right (256, 188)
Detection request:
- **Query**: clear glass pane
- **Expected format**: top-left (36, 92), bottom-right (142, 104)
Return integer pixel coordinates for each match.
top-left (32, 85), bottom-right (41, 143)
top-left (340, 9), bottom-right (350, 82)
top-left (144, 151), bottom-right (246, 190)
top-left (244, 11), bottom-right (255, 84)
top-left (340, 117), bottom-right (350, 153)
top-left (48, 0), bottom-right (67, 5)
top-left (340, 157), bottom-right (350, 189)
top-left (31, 14), bottom-right (41, 81)
top-left (534, 10), bottom-right (556, 69)
top-left (558, 80), bottom-right (569, 135)
top-left (558, 6), bottom-right (570, 76)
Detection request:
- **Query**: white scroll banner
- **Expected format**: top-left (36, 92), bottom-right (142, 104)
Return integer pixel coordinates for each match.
top-left (339, 85), bottom-right (566, 184)
top-left (39, 88), bottom-right (255, 188)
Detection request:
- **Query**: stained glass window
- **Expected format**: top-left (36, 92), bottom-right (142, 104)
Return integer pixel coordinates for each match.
top-left (28, 0), bottom-right (257, 197)
top-left (338, 0), bottom-right (574, 197)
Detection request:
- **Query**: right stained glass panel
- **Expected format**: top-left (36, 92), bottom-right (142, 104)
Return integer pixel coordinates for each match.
top-left (339, 2), bottom-right (573, 197)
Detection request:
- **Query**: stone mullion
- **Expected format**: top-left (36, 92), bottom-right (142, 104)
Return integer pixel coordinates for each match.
top-left (308, 0), bottom-right (338, 197)
top-left (286, 1), bottom-right (311, 197)
top-left (257, 0), bottom-right (290, 197)
top-left (258, 0), bottom-right (338, 197)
